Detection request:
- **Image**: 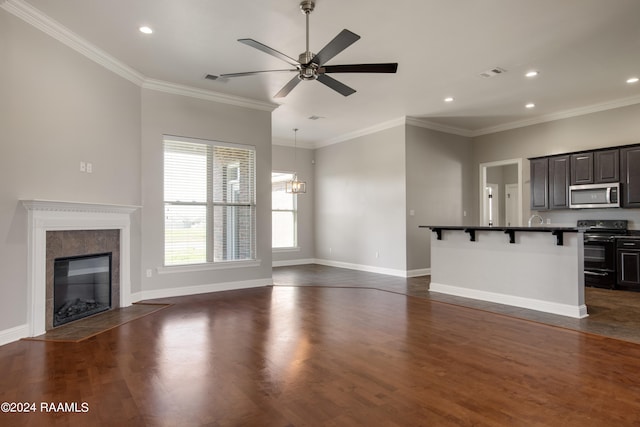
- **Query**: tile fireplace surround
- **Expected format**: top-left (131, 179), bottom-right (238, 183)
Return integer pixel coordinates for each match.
top-left (22, 200), bottom-right (139, 337)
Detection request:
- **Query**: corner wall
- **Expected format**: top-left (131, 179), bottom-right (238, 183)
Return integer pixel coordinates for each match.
top-left (405, 125), bottom-right (474, 273)
top-left (0, 10), bottom-right (141, 336)
top-left (314, 125), bottom-right (407, 276)
top-left (272, 145), bottom-right (315, 265)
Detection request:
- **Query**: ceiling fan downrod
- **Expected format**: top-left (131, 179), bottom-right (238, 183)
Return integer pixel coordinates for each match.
top-left (298, 0), bottom-right (317, 80)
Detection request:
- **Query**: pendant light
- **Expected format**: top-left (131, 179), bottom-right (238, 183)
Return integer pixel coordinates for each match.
top-left (286, 128), bottom-right (307, 194)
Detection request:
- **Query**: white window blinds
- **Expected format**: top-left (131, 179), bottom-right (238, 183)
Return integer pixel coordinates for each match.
top-left (272, 172), bottom-right (297, 248)
top-left (164, 136), bottom-right (256, 266)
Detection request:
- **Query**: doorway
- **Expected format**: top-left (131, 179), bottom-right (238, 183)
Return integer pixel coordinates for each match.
top-left (480, 159), bottom-right (522, 227)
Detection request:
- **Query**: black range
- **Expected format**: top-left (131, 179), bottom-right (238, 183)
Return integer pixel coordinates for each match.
top-left (579, 219), bottom-right (627, 289)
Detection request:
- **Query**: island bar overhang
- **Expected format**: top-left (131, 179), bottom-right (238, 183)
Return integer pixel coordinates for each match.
top-left (422, 226), bottom-right (586, 318)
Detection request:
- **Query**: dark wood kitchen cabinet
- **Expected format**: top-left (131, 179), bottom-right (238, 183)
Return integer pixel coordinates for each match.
top-left (570, 149), bottom-right (619, 185)
top-left (530, 157), bottom-right (548, 210)
top-left (620, 146), bottom-right (640, 207)
top-left (594, 149), bottom-right (619, 183)
top-left (617, 239), bottom-right (640, 291)
top-left (548, 155), bottom-right (570, 209)
top-left (570, 152), bottom-right (593, 185)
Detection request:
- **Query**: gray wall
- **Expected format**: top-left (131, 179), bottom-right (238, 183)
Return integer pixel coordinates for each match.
top-left (406, 125), bottom-right (474, 272)
top-left (1, 9), bottom-right (274, 337)
top-left (140, 89), bottom-right (273, 292)
top-left (272, 145), bottom-right (315, 264)
top-left (0, 10), bottom-right (141, 331)
top-left (314, 125), bottom-right (407, 274)
top-left (473, 103), bottom-right (640, 228)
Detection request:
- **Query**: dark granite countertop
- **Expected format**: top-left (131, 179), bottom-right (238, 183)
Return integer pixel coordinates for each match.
top-left (419, 225), bottom-right (581, 246)
top-left (418, 225), bottom-right (580, 232)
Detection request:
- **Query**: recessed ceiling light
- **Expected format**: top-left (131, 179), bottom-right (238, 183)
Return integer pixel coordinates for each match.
top-left (139, 26), bottom-right (153, 34)
top-left (525, 70), bottom-right (539, 78)
top-left (627, 77), bottom-right (639, 84)
top-left (444, 97), bottom-right (454, 102)
top-left (525, 103), bottom-right (536, 109)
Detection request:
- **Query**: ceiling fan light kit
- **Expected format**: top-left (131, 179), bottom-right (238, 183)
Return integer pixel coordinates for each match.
top-left (210, 0), bottom-right (398, 98)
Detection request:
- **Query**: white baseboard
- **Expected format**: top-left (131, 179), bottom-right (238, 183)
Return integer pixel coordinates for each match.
top-left (314, 258), bottom-right (409, 278)
top-left (429, 282), bottom-right (588, 319)
top-left (133, 278), bottom-right (272, 302)
top-left (0, 324), bottom-right (30, 347)
top-left (407, 268), bottom-right (430, 277)
top-left (274, 258), bottom-right (431, 278)
top-left (272, 258), bottom-right (316, 267)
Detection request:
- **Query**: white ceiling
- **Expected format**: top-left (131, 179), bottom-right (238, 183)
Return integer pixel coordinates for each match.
top-left (16, 0), bottom-right (640, 147)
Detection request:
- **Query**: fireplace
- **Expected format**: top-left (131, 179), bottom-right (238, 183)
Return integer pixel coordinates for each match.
top-left (45, 229), bottom-right (120, 330)
top-left (22, 200), bottom-right (139, 337)
top-left (53, 253), bottom-right (112, 326)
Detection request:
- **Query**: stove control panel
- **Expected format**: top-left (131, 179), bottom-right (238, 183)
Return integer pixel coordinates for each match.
top-left (577, 219), bottom-right (628, 230)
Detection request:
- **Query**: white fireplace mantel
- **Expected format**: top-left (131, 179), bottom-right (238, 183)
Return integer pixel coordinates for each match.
top-left (22, 200), bottom-right (140, 337)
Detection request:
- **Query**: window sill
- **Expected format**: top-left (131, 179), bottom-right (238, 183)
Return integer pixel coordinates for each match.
top-left (158, 259), bottom-right (262, 275)
top-left (272, 247), bottom-right (301, 253)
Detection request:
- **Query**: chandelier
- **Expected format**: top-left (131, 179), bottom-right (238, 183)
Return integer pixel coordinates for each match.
top-left (286, 128), bottom-right (307, 194)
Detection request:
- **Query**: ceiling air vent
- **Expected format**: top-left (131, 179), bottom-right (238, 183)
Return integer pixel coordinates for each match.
top-left (479, 67), bottom-right (507, 78)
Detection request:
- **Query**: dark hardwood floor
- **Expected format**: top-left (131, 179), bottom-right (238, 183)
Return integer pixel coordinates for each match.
top-left (273, 264), bottom-right (640, 344)
top-left (2, 265), bottom-right (640, 426)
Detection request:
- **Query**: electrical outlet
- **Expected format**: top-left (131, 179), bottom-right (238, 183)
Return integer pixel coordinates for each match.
top-left (80, 161), bottom-right (86, 172)
top-left (146, 269), bottom-right (153, 278)
top-left (87, 163), bottom-right (93, 173)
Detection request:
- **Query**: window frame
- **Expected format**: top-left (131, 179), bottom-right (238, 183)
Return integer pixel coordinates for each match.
top-left (162, 134), bottom-right (258, 270)
top-left (271, 171), bottom-right (299, 250)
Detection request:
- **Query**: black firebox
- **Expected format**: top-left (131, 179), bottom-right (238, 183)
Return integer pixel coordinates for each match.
top-left (53, 253), bottom-right (112, 327)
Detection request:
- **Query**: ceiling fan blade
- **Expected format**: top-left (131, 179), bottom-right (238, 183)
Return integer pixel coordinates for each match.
top-left (316, 74), bottom-right (356, 97)
top-left (220, 69), bottom-right (298, 78)
top-left (274, 76), bottom-right (302, 98)
top-left (310, 29), bottom-right (360, 66)
top-left (238, 39), bottom-right (300, 67)
top-left (321, 63), bottom-right (398, 74)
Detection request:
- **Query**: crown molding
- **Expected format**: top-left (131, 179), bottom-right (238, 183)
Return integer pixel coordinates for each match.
top-left (315, 117), bottom-right (407, 149)
top-left (271, 137), bottom-right (314, 149)
top-left (2, 0), bottom-right (279, 113)
top-left (471, 94), bottom-right (640, 136)
top-left (142, 79), bottom-right (279, 112)
top-left (405, 117), bottom-right (475, 137)
top-left (1, 0), bottom-right (145, 86)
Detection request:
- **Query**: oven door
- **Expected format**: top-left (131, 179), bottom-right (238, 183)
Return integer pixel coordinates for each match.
top-left (583, 235), bottom-right (617, 288)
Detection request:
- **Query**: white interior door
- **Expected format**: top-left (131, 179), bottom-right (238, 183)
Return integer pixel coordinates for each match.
top-left (505, 183), bottom-right (519, 226)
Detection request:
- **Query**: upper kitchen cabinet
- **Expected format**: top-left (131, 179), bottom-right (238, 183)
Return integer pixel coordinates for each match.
top-left (594, 149), bottom-right (619, 183)
top-left (549, 155), bottom-right (570, 209)
top-left (530, 157), bottom-right (549, 210)
top-left (571, 152), bottom-right (593, 185)
top-left (570, 149), bottom-right (619, 185)
top-left (621, 146), bottom-right (640, 208)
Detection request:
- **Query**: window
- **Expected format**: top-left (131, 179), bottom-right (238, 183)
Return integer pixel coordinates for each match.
top-left (164, 135), bottom-right (256, 266)
top-left (272, 172), bottom-right (298, 248)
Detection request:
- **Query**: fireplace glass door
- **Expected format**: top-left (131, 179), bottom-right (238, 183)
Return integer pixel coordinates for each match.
top-left (53, 253), bottom-right (112, 327)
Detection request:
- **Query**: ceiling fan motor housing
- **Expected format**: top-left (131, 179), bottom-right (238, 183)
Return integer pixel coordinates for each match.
top-left (300, 0), bottom-right (315, 14)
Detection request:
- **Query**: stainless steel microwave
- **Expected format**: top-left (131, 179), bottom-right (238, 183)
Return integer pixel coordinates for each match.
top-left (569, 182), bottom-right (620, 209)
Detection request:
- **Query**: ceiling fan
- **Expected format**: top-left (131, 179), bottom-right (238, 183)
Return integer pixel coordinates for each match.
top-left (206, 0), bottom-right (398, 98)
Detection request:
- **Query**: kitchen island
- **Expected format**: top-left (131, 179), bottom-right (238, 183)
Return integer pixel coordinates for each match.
top-left (420, 225), bottom-right (586, 318)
